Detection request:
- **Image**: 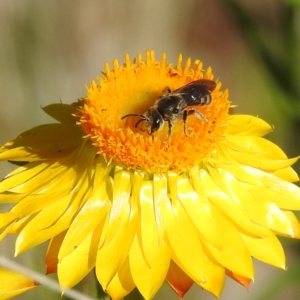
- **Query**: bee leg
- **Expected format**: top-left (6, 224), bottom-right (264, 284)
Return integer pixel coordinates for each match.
top-left (183, 109), bottom-right (208, 137)
top-left (163, 87), bottom-right (172, 94)
top-left (183, 110), bottom-right (189, 137)
top-left (185, 109), bottom-right (208, 122)
top-left (193, 110), bottom-right (208, 122)
top-left (166, 119), bottom-right (173, 142)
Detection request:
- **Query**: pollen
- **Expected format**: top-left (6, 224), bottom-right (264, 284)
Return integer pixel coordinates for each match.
top-left (78, 50), bottom-right (230, 173)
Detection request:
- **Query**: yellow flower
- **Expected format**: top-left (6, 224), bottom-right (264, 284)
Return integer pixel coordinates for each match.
top-left (0, 50), bottom-right (300, 299)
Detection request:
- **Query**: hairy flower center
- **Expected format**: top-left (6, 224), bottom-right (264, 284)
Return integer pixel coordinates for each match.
top-left (78, 51), bottom-right (230, 173)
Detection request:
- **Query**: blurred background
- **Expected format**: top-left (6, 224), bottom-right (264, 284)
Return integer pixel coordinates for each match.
top-left (0, 0), bottom-right (300, 299)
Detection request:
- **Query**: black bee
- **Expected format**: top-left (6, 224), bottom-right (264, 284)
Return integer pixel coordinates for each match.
top-left (121, 79), bottom-right (216, 138)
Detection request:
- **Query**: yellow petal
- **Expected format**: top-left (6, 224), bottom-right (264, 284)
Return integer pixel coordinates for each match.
top-left (7, 141), bottom-right (96, 199)
top-left (245, 191), bottom-right (298, 235)
top-left (166, 260), bottom-right (194, 298)
top-left (129, 235), bottom-right (171, 300)
top-left (99, 168), bottom-right (132, 245)
top-left (241, 233), bottom-right (285, 269)
top-left (216, 149), bottom-right (261, 186)
top-left (165, 188), bottom-right (207, 284)
top-left (226, 135), bottom-right (289, 160)
top-left (0, 267), bottom-right (37, 299)
top-left (42, 102), bottom-right (79, 124)
top-left (214, 165), bottom-right (300, 210)
top-left (105, 258), bottom-right (135, 300)
top-left (215, 168), bottom-right (298, 236)
top-left (226, 149), bottom-right (298, 172)
top-left (46, 231), bottom-right (66, 274)
top-left (11, 162), bottom-right (85, 218)
top-left (226, 115), bottom-right (272, 136)
top-left (152, 174), bottom-right (169, 240)
top-left (199, 169), bottom-right (268, 237)
top-left (15, 159), bottom-right (96, 254)
top-left (202, 204), bottom-right (254, 279)
top-left (226, 270), bottom-right (251, 289)
top-left (0, 212), bottom-right (17, 233)
top-left (243, 166), bottom-right (300, 211)
top-left (96, 169), bottom-right (138, 289)
top-left (0, 192), bottom-right (28, 203)
top-left (15, 193), bottom-right (73, 254)
top-left (138, 180), bottom-right (161, 266)
top-left (58, 223), bottom-right (102, 289)
top-left (7, 216), bottom-right (31, 235)
top-left (58, 182), bottom-right (110, 260)
top-left (172, 173), bottom-right (221, 249)
top-left (0, 162), bottom-right (49, 193)
top-left (0, 124), bottom-right (82, 162)
top-left (0, 212), bottom-right (18, 242)
top-left (198, 256), bottom-right (225, 297)
top-left (277, 211), bottom-right (300, 239)
top-left (12, 144), bottom-right (102, 253)
top-left (272, 167), bottom-right (299, 182)
top-left (96, 215), bottom-right (137, 289)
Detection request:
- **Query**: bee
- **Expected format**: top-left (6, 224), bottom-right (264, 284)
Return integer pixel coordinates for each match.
top-left (121, 79), bottom-right (216, 138)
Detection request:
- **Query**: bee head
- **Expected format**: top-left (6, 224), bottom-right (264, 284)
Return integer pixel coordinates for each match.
top-left (145, 108), bottom-right (164, 135)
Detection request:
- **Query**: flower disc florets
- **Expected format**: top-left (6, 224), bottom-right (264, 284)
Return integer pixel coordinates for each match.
top-left (78, 50), bottom-right (230, 173)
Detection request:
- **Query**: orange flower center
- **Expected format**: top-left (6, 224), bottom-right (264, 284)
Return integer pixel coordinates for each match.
top-left (78, 51), bottom-right (230, 173)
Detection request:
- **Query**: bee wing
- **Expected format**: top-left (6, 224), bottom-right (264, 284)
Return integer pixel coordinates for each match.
top-left (180, 79), bottom-right (217, 92)
top-left (171, 80), bottom-right (216, 107)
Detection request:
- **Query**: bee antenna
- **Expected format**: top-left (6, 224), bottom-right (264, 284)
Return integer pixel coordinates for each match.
top-left (121, 113), bottom-right (149, 128)
top-left (121, 113), bottom-right (145, 120)
top-left (135, 118), bottom-right (148, 128)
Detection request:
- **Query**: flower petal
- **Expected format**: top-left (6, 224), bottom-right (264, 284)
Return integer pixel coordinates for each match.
top-left (138, 180), bottom-right (161, 267)
top-left (198, 255), bottom-right (225, 297)
top-left (58, 178), bottom-right (111, 260)
top-left (15, 193), bottom-right (72, 254)
top-left (0, 124), bottom-right (82, 162)
top-left (241, 233), bottom-right (285, 269)
top-left (46, 231), bottom-right (66, 274)
top-left (0, 162), bottom-right (49, 193)
top-left (226, 115), bottom-right (272, 136)
top-left (198, 169), bottom-right (268, 238)
top-left (243, 166), bottom-right (300, 211)
top-left (272, 167), bottom-right (299, 182)
top-left (225, 270), bottom-right (251, 289)
top-left (278, 211), bottom-right (300, 238)
top-left (105, 258), bottom-right (135, 300)
top-left (129, 234), bottom-right (171, 300)
top-left (166, 260), bottom-right (194, 298)
top-left (172, 173), bottom-right (221, 249)
top-left (42, 102), bottom-right (79, 124)
top-left (226, 135), bottom-right (289, 160)
top-left (202, 204), bottom-right (254, 279)
top-left (96, 168), bottom-right (138, 289)
top-left (58, 224), bottom-right (102, 289)
top-left (215, 168), bottom-right (299, 236)
top-left (0, 212), bottom-right (17, 233)
top-left (0, 267), bottom-right (37, 299)
top-left (164, 184), bottom-right (207, 284)
top-left (227, 150), bottom-right (298, 172)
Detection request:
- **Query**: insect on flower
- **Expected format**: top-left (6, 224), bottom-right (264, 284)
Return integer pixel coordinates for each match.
top-left (121, 79), bottom-right (217, 138)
